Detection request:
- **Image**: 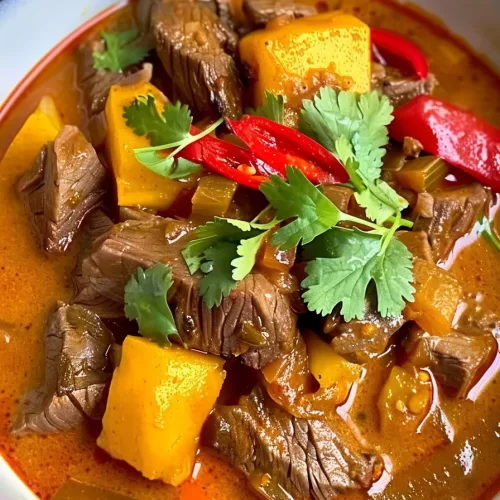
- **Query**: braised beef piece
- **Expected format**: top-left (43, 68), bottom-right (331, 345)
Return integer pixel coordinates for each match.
top-left (324, 300), bottom-right (405, 363)
top-left (78, 39), bottom-right (153, 145)
top-left (75, 217), bottom-right (297, 368)
top-left (243, 0), bottom-right (318, 27)
top-left (72, 210), bottom-right (121, 318)
top-left (372, 63), bottom-right (437, 108)
top-left (18, 126), bottom-right (108, 254)
top-left (11, 304), bottom-right (114, 435)
top-left (408, 331), bottom-right (496, 398)
top-left (204, 386), bottom-right (382, 500)
top-left (150, 0), bottom-right (243, 118)
top-left (414, 184), bottom-right (490, 262)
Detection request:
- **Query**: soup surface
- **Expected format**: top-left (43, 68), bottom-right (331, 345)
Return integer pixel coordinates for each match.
top-left (0, 1), bottom-right (499, 499)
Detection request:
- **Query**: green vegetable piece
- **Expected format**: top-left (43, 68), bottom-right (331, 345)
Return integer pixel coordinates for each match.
top-left (248, 91), bottom-right (285, 124)
top-left (124, 264), bottom-right (179, 345)
top-left (92, 29), bottom-right (149, 73)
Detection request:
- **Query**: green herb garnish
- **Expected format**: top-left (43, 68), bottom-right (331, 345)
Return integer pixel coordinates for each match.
top-left (124, 95), bottom-right (222, 179)
top-left (182, 215), bottom-right (277, 307)
top-left (303, 226), bottom-right (414, 321)
top-left (248, 91), bottom-right (285, 124)
top-left (92, 29), bottom-right (149, 73)
top-left (300, 88), bottom-right (410, 225)
top-left (124, 264), bottom-right (180, 346)
top-left (260, 166), bottom-right (414, 320)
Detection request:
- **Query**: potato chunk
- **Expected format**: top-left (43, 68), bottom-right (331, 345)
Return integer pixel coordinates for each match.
top-left (405, 259), bottom-right (462, 335)
top-left (304, 330), bottom-right (361, 405)
top-left (377, 365), bottom-right (432, 435)
top-left (0, 96), bottom-right (62, 175)
top-left (105, 82), bottom-right (189, 210)
top-left (98, 336), bottom-right (226, 486)
top-left (239, 12), bottom-right (371, 106)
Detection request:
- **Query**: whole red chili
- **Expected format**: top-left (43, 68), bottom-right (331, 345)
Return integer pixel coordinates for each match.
top-left (371, 28), bottom-right (429, 79)
top-left (389, 95), bottom-right (500, 191)
top-left (227, 115), bottom-right (348, 185)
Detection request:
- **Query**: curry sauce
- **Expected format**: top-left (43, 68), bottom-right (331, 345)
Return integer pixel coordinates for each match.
top-left (0, 1), bottom-right (499, 499)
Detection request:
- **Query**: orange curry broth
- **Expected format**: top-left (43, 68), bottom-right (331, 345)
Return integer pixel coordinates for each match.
top-left (0, 1), bottom-right (499, 499)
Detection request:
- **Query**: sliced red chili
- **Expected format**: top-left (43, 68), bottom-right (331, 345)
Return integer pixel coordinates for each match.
top-left (389, 95), bottom-right (500, 191)
top-left (180, 131), bottom-right (275, 190)
top-left (371, 28), bottom-right (429, 80)
top-left (227, 115), bottom-right (348, 185)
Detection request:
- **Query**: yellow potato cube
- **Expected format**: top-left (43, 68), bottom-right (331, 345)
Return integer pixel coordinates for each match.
top-left (0, 95), bottom-right (62, 175)
top-left (105, 82), bottom-right (190, 210)
top-left (239, 12), bottom-right (371, 106)
top-left (98, 336), bottom-right (226, 486)
top-left (304, 330), bottom-right (361, 405)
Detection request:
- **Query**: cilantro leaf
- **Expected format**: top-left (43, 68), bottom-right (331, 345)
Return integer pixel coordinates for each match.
top-left (232, 231), bottom-right (269, 281)
top-left (355, 178), bottom-right (408, 224)
top-left (372, 235), bottom-right (415, 317)
top-left (299, 88), bottom-right (406, 226)
top-left (302, 228), bottom-right (414, 320)
top-left (134, 151), bottom-right (202, 180)
top-left (181, 217), bottom-right (262, 273)
top-left (260, 166), bottom-right (342, 250)
top-left (123, 95), bottom-right (192, 146)
top-left (260, 166), bottom-right (380, 250)
top-left (199, 242), bottom-right (238, 308)
top-left (300, 88), bottom-right (393, 181)
top-left (248, 91), bottom-right (285, 124)
top-left (124, 264), bottom-right (179, 345)
top-left (92, 29), bottom-right (149, 73)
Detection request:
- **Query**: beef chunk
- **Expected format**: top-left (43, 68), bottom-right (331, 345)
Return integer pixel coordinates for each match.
top-left (72, 210), bottom-right (120, 318)
top-left (11, 304), bottom-right (114, 435)
top-left (414, 184), bottom-right (490, 262)
top-left (204, 386), bottom-right (381, 499)
top-left (243, 0), bottom-right (318, 27)
top-left (324, 301), bottom-right (405, 363)
top-left (76, 217), bottom-right (297, 368)
top-left (372, 63), bottom-right (437, 108)
top-left (18, 126), bottom-right (108, 254)
top-left (409, 331), bottom-right (496, 398)
top-left (151, 0), bottom-right (243, 118)
top-left (78, 39), bottom-right (152, 145)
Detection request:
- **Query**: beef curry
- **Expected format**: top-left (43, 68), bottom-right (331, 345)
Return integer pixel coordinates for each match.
top-left (0, 1), bottom-right (500, 499)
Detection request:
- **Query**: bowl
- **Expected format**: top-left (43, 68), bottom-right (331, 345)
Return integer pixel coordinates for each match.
top-left (0, 0), bottom-right (498, 498)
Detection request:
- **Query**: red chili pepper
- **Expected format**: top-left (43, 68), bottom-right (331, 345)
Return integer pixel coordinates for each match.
top-left (180, 131), bottom-right (277, 190)
top-left (226, 115), bottom-right (348, 185)
top-left (389, 95), bottom-right (500, 191)
top-left (371, 28), bottom-right (429, 79)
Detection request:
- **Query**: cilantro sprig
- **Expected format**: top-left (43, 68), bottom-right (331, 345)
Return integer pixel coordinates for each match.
top-left (182, 214), bottom-right (277, 307)
top-left (260, 166), bottom-right (385, 251)
top-left (92, 29), bottom-right (149, 72)
top-left (259, 166), bottom-right (414, 320)
top-left (248, 91), bottom-right (285, 124)
top-left (300, 88), bottom-right (410, 225)
top-left (124, 95), bottom-right (221, 179)
top-left (124, 264), bottom-right (182, 346)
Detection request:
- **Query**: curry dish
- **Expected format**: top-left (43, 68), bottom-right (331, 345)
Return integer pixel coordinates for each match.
top-left (1, 0), bottom-right (500, 499)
